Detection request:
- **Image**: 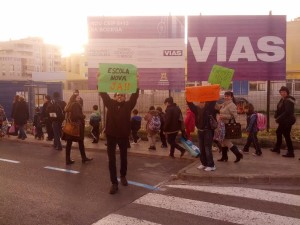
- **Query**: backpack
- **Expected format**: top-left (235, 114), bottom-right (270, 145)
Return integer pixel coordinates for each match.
top-left (256, 113), bottom-right (267, 131)
top-left (148, 115), bottom-right (161, 132)
top-left (47, 100), bottom-right (64, 122)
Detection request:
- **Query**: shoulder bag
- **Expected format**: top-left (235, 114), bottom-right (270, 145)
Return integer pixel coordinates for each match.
top-left (225, 118), bottom-right (242, 139)
top-left (62, 112), bottom-right (80, 137)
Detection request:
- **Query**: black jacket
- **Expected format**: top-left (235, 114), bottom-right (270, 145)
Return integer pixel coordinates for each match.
top-left (275, 95), bottom-right (296, 125)
top-left (164, 103), bottom-right (183, 133)
top-left (64, 101), bottom-right (85, 141)
top-left (187, 101), bottom-right (217, 130)
top-left (100, 89), bottom-right (139, 138)
top-left (13, 100), bottom-right (29, 126)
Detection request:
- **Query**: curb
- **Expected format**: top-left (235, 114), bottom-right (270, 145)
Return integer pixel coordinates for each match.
top-left (177, 161), bottom-right (300, 185)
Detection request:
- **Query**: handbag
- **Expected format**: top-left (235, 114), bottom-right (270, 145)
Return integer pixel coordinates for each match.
top-left (8, 124), bottom-right (16, 134)
top-left (225, 118), bottom-right (242, 139)
top-left (62, 113), bottom-right (80, 137)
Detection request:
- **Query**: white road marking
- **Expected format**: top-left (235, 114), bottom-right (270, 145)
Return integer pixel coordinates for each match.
top-left (166, 185), bottom-right (300, 207)
top-left (92, 214), bottom-right (161, 225)
top-left (135, 193), bottom-right (300, 225)
top-left (44, 166), bottom-right (79, 174)
top-left (0, 158), bottom-right (20, 163)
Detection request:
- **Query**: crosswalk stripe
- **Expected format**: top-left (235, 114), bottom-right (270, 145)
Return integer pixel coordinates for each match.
top-left (0, 158), bottom-right (20, 163)
top-left (166, 185), bottom-right (300, 207)
top-left (92, 213), bottom-right (161, 225)
top-left (135, 193), bottom-right (300, 225)
top-left (44, 166), bottom-right (79, 174)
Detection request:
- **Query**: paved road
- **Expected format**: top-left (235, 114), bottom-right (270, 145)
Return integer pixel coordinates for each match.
top-left (94, 181), bottom-right (300, 225)
top-left (0, 139), bottom-right (190, 225)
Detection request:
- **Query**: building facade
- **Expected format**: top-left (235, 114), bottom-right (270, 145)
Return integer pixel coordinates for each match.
top-left (0, 37), bottom-right (62, 80)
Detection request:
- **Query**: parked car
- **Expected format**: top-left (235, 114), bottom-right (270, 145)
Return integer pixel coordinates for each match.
top-left (216, 97), bottom-right (249, 114)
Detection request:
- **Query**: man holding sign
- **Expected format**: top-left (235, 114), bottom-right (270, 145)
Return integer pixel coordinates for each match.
top-left (99, 63), bottom-right (139, 195)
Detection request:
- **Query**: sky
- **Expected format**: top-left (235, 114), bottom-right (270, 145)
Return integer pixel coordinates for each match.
top-left (0, 0), bottom-right (299, 56)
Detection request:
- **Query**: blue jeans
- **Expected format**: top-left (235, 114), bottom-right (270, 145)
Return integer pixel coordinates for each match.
top-left (243, 131), bottom-right (261, 154)
top-left (18, 124), bottom-right (27, 139)
top-left (198, 129), bottom-right (215, 167)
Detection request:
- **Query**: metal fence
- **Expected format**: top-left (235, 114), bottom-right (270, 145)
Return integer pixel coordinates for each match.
top-left (63, 80), bottom-right (300, 131)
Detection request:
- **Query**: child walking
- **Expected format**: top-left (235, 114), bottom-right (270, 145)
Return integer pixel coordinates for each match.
top-left (242, 103), bottom-right (262, 156)
top-left (131, 109), bottom-right (142, 144)
top-left (89, 105), bottom-right (101, 143)
top-left (33, 107), bottom-right (44, 140)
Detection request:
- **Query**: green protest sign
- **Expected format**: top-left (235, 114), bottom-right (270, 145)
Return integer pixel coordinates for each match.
top-left (98, 63), bottom-right (137, 93)
top-left (208, 65), bottom-right (234, 89)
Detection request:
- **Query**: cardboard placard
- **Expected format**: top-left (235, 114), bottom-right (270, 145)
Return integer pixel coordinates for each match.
top-left (208, 65), bottom-right (234, 89)
top-left (98, 63), bottom-right (137, 93)
top-left (186, 85), bottom-right (220, 102)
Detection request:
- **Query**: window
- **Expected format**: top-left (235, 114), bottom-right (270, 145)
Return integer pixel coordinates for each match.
top-left (295, 82), bottom-right (300, 92)
top-left (249, 81), bottom-right (266, 91)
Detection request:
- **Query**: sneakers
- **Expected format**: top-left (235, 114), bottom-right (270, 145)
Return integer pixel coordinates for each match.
top-left (109, 184), bottom-right (118, 195)
top-left (120, 177), bottom-right (128, 186)
top-left (197, 164), bottom-right (206, 170)
top-left (204, 166), bottom-right (216, 172)
top-left (148, 146), bottom-right (156, 150)
top-left (161, 144), bottom-right (168, 148)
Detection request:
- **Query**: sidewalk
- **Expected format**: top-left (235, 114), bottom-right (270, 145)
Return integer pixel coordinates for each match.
top-left (3, 135), bottom-right (300, 185)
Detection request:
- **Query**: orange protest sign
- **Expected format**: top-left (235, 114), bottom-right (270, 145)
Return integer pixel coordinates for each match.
top-left (186, 85), bottom-right (220, 102)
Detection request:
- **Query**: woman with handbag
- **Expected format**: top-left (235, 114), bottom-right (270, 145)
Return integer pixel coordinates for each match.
top-left (218, 91), bottom-right (243, 163)
top-left (63, 94), bottom-right (93, 165)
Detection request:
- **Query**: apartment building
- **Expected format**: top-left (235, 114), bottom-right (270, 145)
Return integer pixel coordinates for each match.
top-left (0, 37), bottom-right (62, 80)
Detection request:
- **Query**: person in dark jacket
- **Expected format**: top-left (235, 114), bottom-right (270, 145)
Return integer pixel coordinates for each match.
top-left (47, 92), bottom-right (66, 150)
top-left (163, 97), bottom-right (186, 158)
top-left (41, 95), bottom-right (53, 141)
top-left (187, 100), bottom-right (217, 171)
top-left (63, 94), bottom-right (93, 165)
top-left (10, 95), bottom-right (20, 136)
top-left (242, 103), bottom-right (262, 156)
top-left (130, 108), bottom-right (142, 144)
top-left (100, 89), bottom-right (139, 195)
top-left (13, 96), bottom-right (29, 140)
top-left (33, 107), bottom-right (44, 140)
top-left (271, 86), bottom-right (296, 158)
top-left (156, 106), bottom-right (168, 148)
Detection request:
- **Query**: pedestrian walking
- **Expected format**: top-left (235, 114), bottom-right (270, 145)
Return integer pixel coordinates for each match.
top-left (164, 97), bottom-right (186, 158)
top-left (41, 95), bottom-right (53, 141)
top-left (130, 109), bottom-right (142, 144)
top-left (63, 94), bottom-right (93, 165)
top-left (156, 106), bottom-right (168, 148)
top-left (187, 100), bottom-right (217, 171)
top-left (100, 89), bottom-right (139, 195)
top-left (242, 103), bottom-right (262, 156)
top-left (217, 91), bottom-right (243, 163)
top-left (144, 106), bottom-right (160, 150)
top-left (271, 86), bottom-right (296, 158)
top-left (13, 96), bottom-right (29, 140)
top-left (89, 105), bottom-right (101, 143)
top-left (184, 107), bottom-right (195, 141)
top-left (47, 92), bottom-right (66, 150)
top-left (33, 107), bottom-right (44, 140)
